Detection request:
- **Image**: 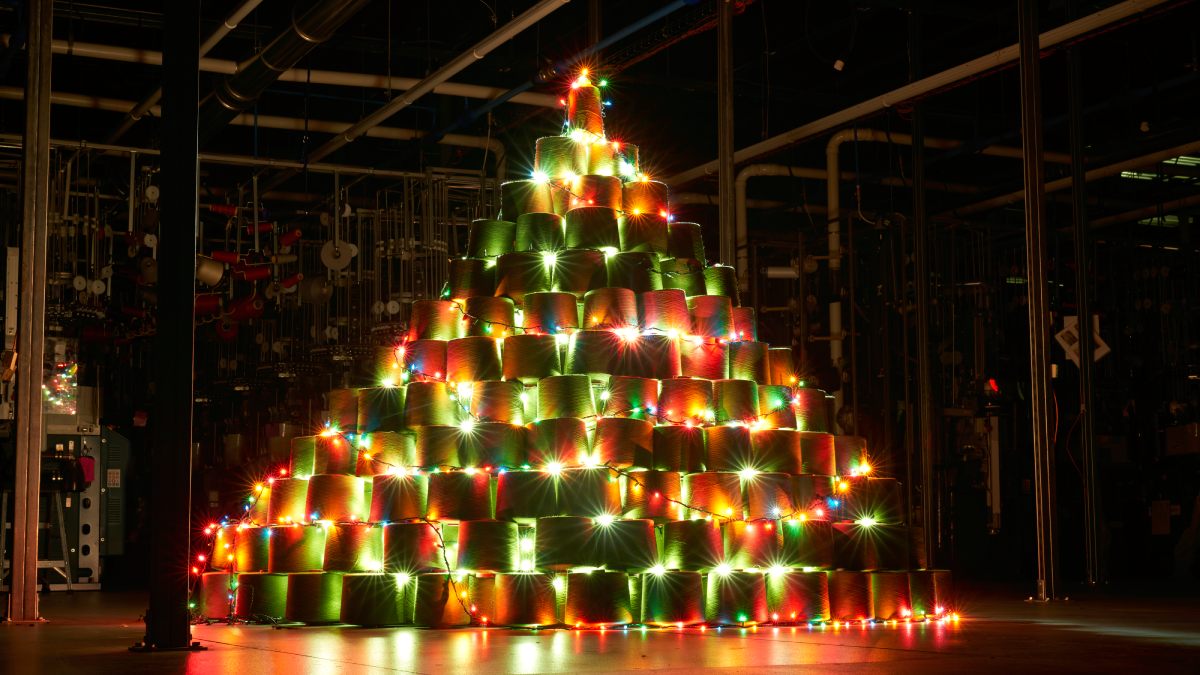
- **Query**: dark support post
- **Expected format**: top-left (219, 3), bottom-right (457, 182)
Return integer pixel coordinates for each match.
top-left (910, 10), bottom-right (938, 568)
top-left (587, 0), bottom-right (602, 45)
top-left (142, 0), bottom-right (200, 649)
top-left (717, 0), bottom-right (735, 268)
top-left (1068, 1), bottom-right (1101, 587)
top-left (1018, 0), bottom-right (1059, 602)
top-left (9, 0), bottom-right (52, 623)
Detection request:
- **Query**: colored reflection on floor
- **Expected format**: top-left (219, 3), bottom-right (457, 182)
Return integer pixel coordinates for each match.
top-left (1, 588), bottom-right (1198, 674)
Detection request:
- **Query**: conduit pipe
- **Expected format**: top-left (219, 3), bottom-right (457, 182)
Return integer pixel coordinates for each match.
top-left (1087, 193), bottom-right (1200, 229)
top-left (941, 138), bottom-right (1200, 218)
top-left (665, 0), bottom-right (1175, 187)
top-left (106, 0), bottom-right (262, 143)
top-left (50, 41), bottom-right (560, 109)
top-left (0, 87), bottom-right (507, 177)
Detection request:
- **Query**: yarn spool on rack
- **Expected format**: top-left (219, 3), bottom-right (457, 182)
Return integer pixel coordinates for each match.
top-left (412, 572), bottom-right (476, 627)
top-left (456, 519), bottom-right (520, 572)
top-left (425, 471), bottom-right (493, 521)
top-left (565, 207), bottom-right (620, 250)
top-left (557, 467), bottom-right (621, 517)
top-left (552, 248), bottom-right (607, 298)
top-left (323, 523), bottom-right (383, 572)
top-left (583, 288), bottom-right (638, 329)
top-left (606, 252), bottom-right (661, 293)
top-left (835, 435), bottom-right (869, 476)
top-left (622, 334), bottom-right (681, 381)
top-left (705, 571), bottom-right (768, 625)
top-left (305, 474), bottom-right (366, 522)
top-left (908, 569), bottom-right (953, 618)
top-left (616, 143), bottom-right (639, 175)
top-left (870, 571), bottom-right (913, 621)
top-left (382, 521), bottom-right (445, 573)
top-left (660, 257), bottom-right (706, 297)
top-left (312, 433), bottom-right (356, 475)
top-left (704, 425), bottom-right (753, 473)
top-left (564, 329), bottom-right (622, 383)
top-left (568, 83), bottom-right (604, 135)
top-left (501, 179), bottom-right (554, 220)
top-left (667, 222), bottom-right (706, 264)
top-left (744, 472), bottom-right (795, 520)
top-left (340, 573), bottom-right (411, 626)
top-left (758, 385), bottom-right (797, 430)
top-left (403, 378), bottom-right (463, 429)
top-left (445, 336), bottom-right (502, 383)
top-left (400, 339), bottom-right (447, 382)
top-left (234, 572), bottom-right (288, 621)
top-left (688, 295), bottom-right (734, 339)
top-left (494, 251), bottom-right (551, 305)
top-left (467, 219), bottom-right (515, 259)
top-left (268, 524), bottom-right (326, 573)
top-left (749, 429), bottom-right (802, 474)
top-left (779, 519), bottom-right (834, 569)
top-left (469, 379), bottom-right (525, 424)
top-left (534, 516), bottom-right (596, 570)
top-left (791, 388), bottom-right (830, 432)
top-left (197, 571), bottom-right (233, 620)
top-left (793, 475), bottom-right (836, 512)
top-left (703, 265), bottom-right (740, 305)
top-left (463, 297), bottom-right (517, 338)
top-left (448, 258), bottom-right (497, 306)
top-left (493, 573), bottom-right (559, 627)
top-left (459, 422), bottom-right (526, 468)
top-left (501, 333), bottom-right (561, 384)
top-left (289, 436), bottom-right (316, 477)
top-left (576, 175), bottom-right (622, 211)
top-left (370, 473), bottom-right (427, 522)
top-left (408, 300), bottom-right (463, 341)
top-left (356, 387), bottom-right (406, 433)
top-left (662, 519), bottom-right (723, 571)
top-left (622, 179), bottom-right (668, 215)
top-left (535, 135), bottom-right (587, 180)
top-left (766, 347), bottom-right (796, 386)
top-left (592, 417), bottom-right (653, 468)
top-left (622, 469), bottom-right (683, 520)
top-left (722, 519), bottom-right (780, 570)
top-left (356, 431), bottom-right (416, 476)
top-left (592, 519), bottom-right (658, 571)
top-left (234, 526), bottom-right (270, 572)
top-left (657, 377), bottom-right (713, 425)
top-left (727, 341), bottom-right (769, 383)
top-left (731, 307), bottom-right (757, 341)
top-left (515, 212), bottom-right (565, 253)
top-left (682, 472), bottom-right (742, 520)
top-left (267, 477), bottom-right (310, 524)
top-left (495, 470), bottom-right (559, 521)
top-left (713, 379), bottom-right (760, 424)
top-left (564, 570), bottom-right (634, 626)
top-left (679, 338), bottom-right (729, 380)
top-left (641, 571), bottom-right (705, 625)
top-left (526, 417), bottom-right (590, 466)
top-left (798, 432), bottom-right (836, 476)
top-left (586, 138), bottom-right (617, 175)
top-left (618, 213), bottom-right (668, 256)
top-left (827, 570), bottom-right (871, 622)
top-left (522, 291), bottom-right (580, 333)
top-left (652, 425), bottom-right (706, 473)
top-left (602, 375), bottom-right (658, 420)
top-left (326, 389), bottom-right (359, 432)
top-left (537, 374), bottom-right (595, 420)
top-left (766, 570), bottom-right (829, 623)
top-left (415, 425), bottom-right (461, 469)
top-left (638, 289), bottom-right (690, 335)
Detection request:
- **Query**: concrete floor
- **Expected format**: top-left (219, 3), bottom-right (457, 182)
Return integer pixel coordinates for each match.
top-left (3, 586), bottom-right (1199, 673)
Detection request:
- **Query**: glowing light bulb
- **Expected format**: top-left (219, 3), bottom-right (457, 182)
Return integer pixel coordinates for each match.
top-left (737, 468), bottom-right (760, 480)
top-left (531, 170), bottom-right (549, 183)
top-left (396, 573), bottom-right (410, 587)
top-left (714, 563), bottom-right (732, 577)
top-left (594, 514), bottom-right (615, 527)
top-left (599, 390), bottom-right (610, 401)
top-left (460, 419), bottom-right (476, 433)
top-left (856, 516), bottom-right (878, 528)
top-left (767, 565), bottom-right (788, 576)
top-left (544, 462), bottom-right (563, 476)
top-left (649, 565), bottom-right (666, 576)
top-left (542, 251), bottom-right (557, 267)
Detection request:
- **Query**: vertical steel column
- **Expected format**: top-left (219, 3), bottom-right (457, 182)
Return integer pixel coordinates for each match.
top-left (587, 0), bottom-right (602, 44)
top-left (717, 0), bottom-right (736, 270)
top-left (910, 10), bottom-right (938, 568)
top-left (1067, 0), bottom-right (1101, 587)
top-left (1018, 0), bottom-right (1059, 602)
top-left (9, 0), bottom-right (52, 623)
top-left (142, 0), bottom-right (200, 649)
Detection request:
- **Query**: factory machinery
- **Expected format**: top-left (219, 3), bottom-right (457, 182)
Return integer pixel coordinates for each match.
top-left (190, 71), bottom-right (953, 629)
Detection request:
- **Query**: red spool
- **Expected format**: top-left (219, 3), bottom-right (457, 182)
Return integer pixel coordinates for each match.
top-left (678, 338), bottom-right (728, 380)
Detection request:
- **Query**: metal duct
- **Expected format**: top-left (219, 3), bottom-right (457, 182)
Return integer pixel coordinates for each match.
top-left (197, 0), bottom-right (370, 143)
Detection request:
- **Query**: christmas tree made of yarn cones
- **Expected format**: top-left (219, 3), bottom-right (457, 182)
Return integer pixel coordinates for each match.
top-left (193, 68), bottom-right (952, 630)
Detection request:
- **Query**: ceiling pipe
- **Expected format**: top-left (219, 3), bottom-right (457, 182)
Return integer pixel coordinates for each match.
top-left (665, 0), bottom-right (1176, 187)
top-left (1087, 193), bottom-right (1200, 229)
top-left (428, 0), bottom-right (693, 144)
top-left (50, 40), bottom-right (561, 109)
top-left (196, 0), bottom-right (372, 144)
top-left (105, 0), bottom-right (263, 144)
top-left (940, 138), bottom-right (1200, 218)
top-left (0, 87), bottom-right (506, 177)
top-left (259, 0), bottom-right (572, 192)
